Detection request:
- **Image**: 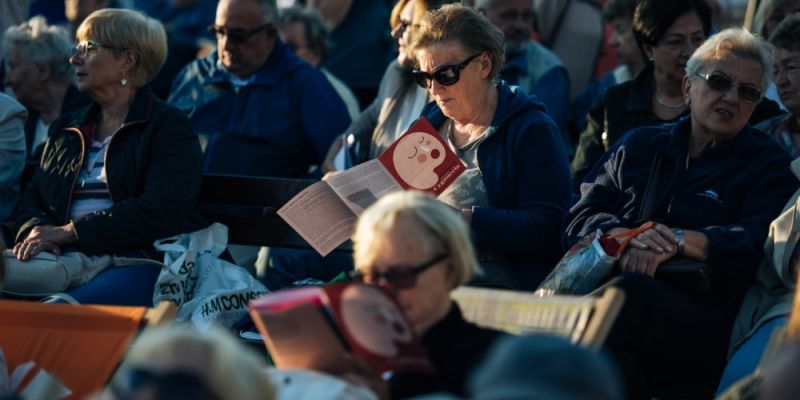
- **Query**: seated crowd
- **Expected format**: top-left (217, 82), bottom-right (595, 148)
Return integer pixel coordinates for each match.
top-left (2, 0), bottom-right (800, 399)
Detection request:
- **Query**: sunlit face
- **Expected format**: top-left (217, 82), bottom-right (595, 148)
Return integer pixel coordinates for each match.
top-left (3, 45), bottom-right (43, 106)
top-left (65, 0), bottom-right (107, 23)
top-left (415, 42), bottom-right (491, 123)
top-left (645, 12), bottom-right (706, 85)
top-left (361, 214), bottom-right (453, 335)
top-left (391, 0), bottom-right (416, 66)
top-left (775, 47), bottom-right (800, 115)
top-left (685, 51), bottom-right (762, 142)
top-left (608, 17), bottom-right (642, 73)
top-left (214, 0), bottom-right (276, 79)
top-left (481, 0), bottom-right (534, 53)
top-left (69, 39), bottom-right (128, 96)
top-left (279, 21), bottom-right (321, 67)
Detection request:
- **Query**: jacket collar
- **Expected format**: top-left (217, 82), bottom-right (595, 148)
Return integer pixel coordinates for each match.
top-left (205, 38), bottom-right (303, 88)
top-left (652, 116), bottom-right (759, 162)
top-left (64, 85), bottom-right (155, 130)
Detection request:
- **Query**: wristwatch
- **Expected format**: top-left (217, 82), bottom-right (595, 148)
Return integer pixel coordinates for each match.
top-left (672, 227), bottom-right (685, 255)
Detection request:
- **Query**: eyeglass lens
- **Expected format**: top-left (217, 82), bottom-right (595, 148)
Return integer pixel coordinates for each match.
top-left (704, 73), bottom-right (761, 102)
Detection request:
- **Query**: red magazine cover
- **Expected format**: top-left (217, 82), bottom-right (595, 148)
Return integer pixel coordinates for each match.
top-left (249, 282), bottom-right (434, 374)
top-left (378, 117), bottom-right (466, 196)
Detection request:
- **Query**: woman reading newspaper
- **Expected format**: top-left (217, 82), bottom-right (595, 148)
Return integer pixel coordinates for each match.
top-left (406, 4), bottom-right (571, 290)
top-left (348, 190), bottom-right (503, 398)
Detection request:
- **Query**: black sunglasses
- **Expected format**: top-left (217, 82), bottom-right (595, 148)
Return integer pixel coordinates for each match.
top-left (350, 253), bottom-right (448, 290)
top-left (412, 53), bottom-right (481, 89)
top-left (695, 71), bottom-right (762, 103)
top-left (207, 24), bottom-right (272, 44)
top-left (110, 367), bottom-right (222, 400)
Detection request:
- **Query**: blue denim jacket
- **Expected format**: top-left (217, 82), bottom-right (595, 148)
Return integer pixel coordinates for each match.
top-left (168, 38), bottom-right (351, 177)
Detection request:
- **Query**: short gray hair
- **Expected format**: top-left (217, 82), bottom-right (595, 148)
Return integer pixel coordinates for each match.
top-left (279, 5), bottom-right (327, 59)
top-left (2, 16), bottom-right (74, 82)
top-left (353, 191), bottom-right (479, 289)
top-left (685, 28), bottom-right (774, 95)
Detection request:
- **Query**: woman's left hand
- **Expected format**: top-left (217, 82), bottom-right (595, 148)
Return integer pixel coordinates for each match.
top-left (619, 246), bottom-right (676, 277)
top-left (629, 223), bottom-right (677, 254)
top-left (12, 224), bottom-right (78, 261)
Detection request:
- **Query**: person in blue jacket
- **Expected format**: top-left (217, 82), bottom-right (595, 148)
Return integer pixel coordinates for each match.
top-left (410, 4), bottom-right (571, 290)
top-left (567, 29), bottom-right (799, 398)
top-left (168, 0), bottom-right (350, 178)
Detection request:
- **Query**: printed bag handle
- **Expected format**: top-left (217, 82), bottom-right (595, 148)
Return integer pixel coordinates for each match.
top-left (606, 221), bottom-right (656, 255)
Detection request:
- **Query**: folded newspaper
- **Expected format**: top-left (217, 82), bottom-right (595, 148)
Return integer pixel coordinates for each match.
top-left (278, 117), bottom-right (466, 255)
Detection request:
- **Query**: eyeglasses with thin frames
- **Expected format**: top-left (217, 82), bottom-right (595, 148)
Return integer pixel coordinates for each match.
top-left (110, 367), bottom-right (222, 400)
top-left (694, 71), bottom-right (762, 103)
top-left (208, 24), bottom-right (273, 44)
top-left (350, 253), bottom-right (448, 290)
top-left (412, 53), bottom-right (481, 89)
top-left (72, 40), bottom-right (122, 58)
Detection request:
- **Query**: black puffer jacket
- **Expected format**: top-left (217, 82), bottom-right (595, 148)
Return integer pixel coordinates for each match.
top-left (15, 86), bottom-right (206, 255)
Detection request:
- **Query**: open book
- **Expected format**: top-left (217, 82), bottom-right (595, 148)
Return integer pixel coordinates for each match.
top-left (278, 117), bottom-right (466, 255)
top-left (249, 282), bottom-right (434, 374)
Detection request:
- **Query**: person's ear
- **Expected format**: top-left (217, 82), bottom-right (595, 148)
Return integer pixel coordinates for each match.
top-left (36, 63), bottom-right (52, 82)
top-left (480, 53), bottom-right (492, 79)
top-left (682, 74), bottom-right (692, 104)
top-left (120, 49), bottom-right (138, 74)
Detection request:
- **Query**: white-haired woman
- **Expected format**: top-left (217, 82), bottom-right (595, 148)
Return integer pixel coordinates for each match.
top-left (2, 16), bottom-right (92, 161)
top-left (352, 190), bottom-right (503, 398)
top-left (567, 28), bottom-right (799, 398)
top-left (12, 9), bottom-right (205, 305)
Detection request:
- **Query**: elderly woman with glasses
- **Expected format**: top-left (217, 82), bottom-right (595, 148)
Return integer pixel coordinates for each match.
top-left (352, 190), bottom-right (502, 398)
top-left (11, 9), bottom-right (204, 305)
top-left (567, 28), bottom-right (798, 398)
top-left (405, 4), bottom-right (570, 290)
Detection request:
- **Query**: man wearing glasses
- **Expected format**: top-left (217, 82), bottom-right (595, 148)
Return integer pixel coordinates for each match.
top-left (168, 0), bottom-right (351, 179)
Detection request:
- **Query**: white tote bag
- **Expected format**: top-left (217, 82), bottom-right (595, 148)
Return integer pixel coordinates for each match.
top-left (152, 223), bottom-right (269, 331)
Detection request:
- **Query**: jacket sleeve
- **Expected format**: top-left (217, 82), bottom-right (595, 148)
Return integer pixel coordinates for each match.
top-left (0, 97), bottom-right (27, 221)
top-left (471, 116), bottom-right (572, 261)
top-left (299, 69), bottom-right (353, 167)
top-left (566, 146), bottom-right (631, 243)
top-left (570, 98), bottom-right (607, 191)
top-left (72, 107), bottom-right (205, 254)
top-left (701, 159), bottom-right (799, 282)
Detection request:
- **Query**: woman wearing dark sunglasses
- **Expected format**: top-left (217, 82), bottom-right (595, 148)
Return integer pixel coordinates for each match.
top-left (352, 190), bottom-right (502, 398)
top-left (407, 4), bottom-right (571, 290)
top-left (567, 28), bottom-right (799, 399)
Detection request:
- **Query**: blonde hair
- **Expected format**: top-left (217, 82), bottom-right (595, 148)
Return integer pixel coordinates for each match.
top-left (410, 3), bottom-right (504, 80)
top-left (76, 8), bottom-right (167, 87)
top-left (353, 191), bottom-right (478, 289)
top-left (116, 326), bottom-right (275, 400)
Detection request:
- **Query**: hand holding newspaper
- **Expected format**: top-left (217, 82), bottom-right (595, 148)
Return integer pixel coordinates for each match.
top-left (278, 117), bottom-right (466, 255)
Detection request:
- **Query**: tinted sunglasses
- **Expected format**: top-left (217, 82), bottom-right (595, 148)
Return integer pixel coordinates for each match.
top-left (110, 367), bottom-right (221, 400)
top-left (350, 253), bottom-right (448, 290)
top-left (695, 71), bottom-right (762, 103)
top-left (412, 53), bottom-right (481, 89)
top-left (72, 40), bottom-right (121, 58)
top-left (207, 24), bottom-right (272, 44)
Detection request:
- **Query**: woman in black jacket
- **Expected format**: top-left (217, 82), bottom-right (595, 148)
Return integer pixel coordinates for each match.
top-left (12, 9), bottom-right (204, 305)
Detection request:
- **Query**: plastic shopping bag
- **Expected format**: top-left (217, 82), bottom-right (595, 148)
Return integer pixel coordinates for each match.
top-left (152, 223), bottom-right (268, 330)
top-left (535, 222), bottom-right (654, 296)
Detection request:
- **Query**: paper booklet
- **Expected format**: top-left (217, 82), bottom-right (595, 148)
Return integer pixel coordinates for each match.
top-left (249, 282), bottom-right (434, 374)
top-left (278, 117), bottom-right (466, 256)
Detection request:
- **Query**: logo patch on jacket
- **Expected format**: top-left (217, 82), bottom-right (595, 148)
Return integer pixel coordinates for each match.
top-left (697, 189), bottom-right (723, 203)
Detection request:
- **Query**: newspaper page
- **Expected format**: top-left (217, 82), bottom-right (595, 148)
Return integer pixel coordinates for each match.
top-left (277, 181), bottom-right (358, 256)
top-left (326, 159), bottom-right (403, 216)
top-left (278, 117), bottom-right (466, 256)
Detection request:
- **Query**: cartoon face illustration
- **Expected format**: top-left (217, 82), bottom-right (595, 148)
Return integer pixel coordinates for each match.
top-left (339, 284), bottom-right (413, 357)
top-left (392, 131), bottom-right (446, 190)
